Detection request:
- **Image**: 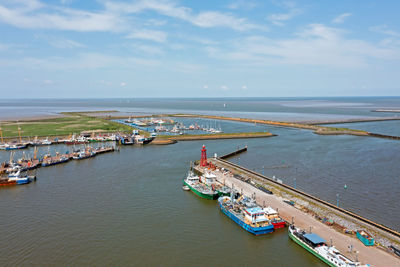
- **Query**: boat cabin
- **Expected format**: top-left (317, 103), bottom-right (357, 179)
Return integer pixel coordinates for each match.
top-left (244, 207), bottom-right (269, 224)
top-left (303, 233), bottom-right (327, 248)
top-left (263, 206), bottom-right (280, 220)
top-left (202, 173), bottom-right (216, 186)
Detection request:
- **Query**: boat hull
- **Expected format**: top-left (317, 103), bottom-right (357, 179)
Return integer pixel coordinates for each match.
top-left (183, 180), bottom-right (218, 200)
top-left (356, 231), bottom-right (374, 246)
top-left (272, 221), bottom-right (286, 229)
top-left (219, 201), bottom-right (274, 235)
top-left (41, 159), bottom-right (69, 167)
top-left (288, 228), bottom-right (335, 267)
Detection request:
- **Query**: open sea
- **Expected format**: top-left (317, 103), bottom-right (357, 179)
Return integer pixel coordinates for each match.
top-left (0, 97), bottom-right (399, 266)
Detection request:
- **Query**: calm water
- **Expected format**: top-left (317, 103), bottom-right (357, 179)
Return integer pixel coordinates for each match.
top-left (0, 142), bottom-right (324, 266)
top-left (1, 97), bottom-right (400, 265)
top-left (2, 97), bottom-right (400, 121)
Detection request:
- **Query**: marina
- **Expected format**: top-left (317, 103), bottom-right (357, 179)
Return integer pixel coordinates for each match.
top-left (1, 99), bottom-right (400, 266)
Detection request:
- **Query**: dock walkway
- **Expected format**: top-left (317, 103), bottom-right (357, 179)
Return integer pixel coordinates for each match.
top-left (203, 158), bottom-right (400, 267)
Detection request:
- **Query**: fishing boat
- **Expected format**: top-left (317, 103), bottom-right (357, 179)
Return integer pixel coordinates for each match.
top-left (41, 156), bottom-right (69, 167)
top-left (356, 230), bottom-right (374, 246)
top-left (64, 135), bottom-right (88, 145)
top-left (183, 171), bottom-right (218, 200)
top-left (72, 150), bottom-right (96, 160)
top-left (8, 176), bottom-right (31, 185)
top-left (0, 143), bottom-right (27, 150)
top-left (202, 173), bottom-right (231, 196)
top-left (218, 195), bottom-right (274, 235)
top-left (263, 207), bottom-right (286, 229)
top-left (288, 225), bottom-right (368, 266)
top-left (31, 136), bottom-right (52, 146)
top-left (134, 135), bottom-right (154, 145)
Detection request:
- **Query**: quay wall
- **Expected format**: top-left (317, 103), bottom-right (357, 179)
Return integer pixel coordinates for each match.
top-left (212, 157), bottom-right (400, 243)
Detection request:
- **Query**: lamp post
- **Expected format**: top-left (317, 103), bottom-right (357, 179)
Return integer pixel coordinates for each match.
top-left (262, 165), bottom-right (265, 176)
top-left (294, 177), bottom-right (297, 189)
top-left (336, 193), bottom-right (340, 207)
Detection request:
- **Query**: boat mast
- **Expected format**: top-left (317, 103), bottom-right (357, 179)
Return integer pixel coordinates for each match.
top-left (33, 146), bottom-right (38, 160)
top-left (0, 124), bottom-right (3, 144)
top-left (17, 124), bottom-right (22, 143)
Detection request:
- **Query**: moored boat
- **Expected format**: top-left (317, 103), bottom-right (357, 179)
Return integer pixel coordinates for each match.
top-left (41, 156), bottom-right (69, 167)
top-left (64, 135), bottom-right (88, 145)
top-left (72, 150), bottom-right (96, 160)
top-left (263, 206), bottom-right (286, 229)
top-left (183, 171), bottom-right (218, 200)
top-left (0, 143), bottom-right (28, 150)
top-left (356, 230), bottom-right (374, 246)
top-left (218, 195), bottom-right (274, 235)
top-left (288, 225), bottom-right (368, 266)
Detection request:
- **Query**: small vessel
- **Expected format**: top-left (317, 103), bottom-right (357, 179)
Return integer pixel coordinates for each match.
top-left (72, 150), bottom-right (96, 160)
top-left (0, 143), bottom-right (27, 150)
top-left (182, 185), bottom-right (190, 191)
top-left (218, 195), bottom-right (274, 235)
top-left (263, 207), bottom-right (286, 229)
top-left (288, 225), bottom-right (368, 266)
top-left (183, 171), bottom-right (218, 200)
top-left (64, 135), bottom-right (88, 145)
top-left (31, 136), bottom-right (52, 146)
top-left (356, 230), bottom-right (374, 246)
top-left (8, 176), bottom-right (30, 185)
top-left (41, 155), bottom-right (69, 167)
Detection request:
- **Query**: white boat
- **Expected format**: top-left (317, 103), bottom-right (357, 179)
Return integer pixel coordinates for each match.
top-left (288, 225), bottom-right (368, 267)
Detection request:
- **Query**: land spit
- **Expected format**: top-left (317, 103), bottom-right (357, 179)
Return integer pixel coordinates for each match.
top-left (171, 114), bottom-right (400, 140)
top-left (198, 158), bottom-right (400, 267)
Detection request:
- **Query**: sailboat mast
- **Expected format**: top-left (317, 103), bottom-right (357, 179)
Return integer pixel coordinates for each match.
top-left (0, 125), bottom-right (3, 144)
top-left (18, 124), bottom-right (22, 143)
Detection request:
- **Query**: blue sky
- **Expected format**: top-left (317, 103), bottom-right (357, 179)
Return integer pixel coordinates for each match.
top-left (0, 0), bottom-right (400, 98)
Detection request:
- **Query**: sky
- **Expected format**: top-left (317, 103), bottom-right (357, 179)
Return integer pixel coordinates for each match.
top-left (0, 0), bottom-right (400, 98)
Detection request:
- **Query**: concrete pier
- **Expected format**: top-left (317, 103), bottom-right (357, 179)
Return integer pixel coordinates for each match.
top-left (198, 157), bottom-right (400, 267)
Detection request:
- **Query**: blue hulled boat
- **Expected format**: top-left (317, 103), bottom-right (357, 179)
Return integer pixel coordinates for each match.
top-left (218, 195), bottom-right (274, 235)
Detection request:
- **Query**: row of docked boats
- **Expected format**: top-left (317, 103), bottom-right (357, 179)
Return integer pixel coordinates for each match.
top-left (183, 170), bottom-right (286, 233)
top-left (1, 146), bottom-right (115, 175)
top-left (183, 167), bottom-right (368, 266)
top-left (0, 132), bottom-right (152, 151)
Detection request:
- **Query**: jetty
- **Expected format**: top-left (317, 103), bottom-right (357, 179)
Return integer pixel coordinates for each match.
top-left (194, 148), bottom-right (400, 267)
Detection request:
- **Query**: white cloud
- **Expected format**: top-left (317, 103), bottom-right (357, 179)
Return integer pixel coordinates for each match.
top-left (43, 79), bottom-right (53, 84)
top-left (0, 53), bottom-right (161, 70)
top-left (131, 44), bottom-right (164, 55)
top-left (370, 25), bottom-right (400, 37)
top-left (0, 43), bottom-right (9, 50)
top-left (48, 38), bottom-right (85, 49)
top-left (267, 2), bottom-right (302, 26)
top-left (221, 85), bottom-right (229, 91)
top-left (0, 0), bottom-right (266, 33)
top-left (227, 1), bottom-right (258, 10)
top-left (105, 0), bottom-right (265, 31)
top-left (120, 82), bottom-right (126, 87)
top-left (203, 85), bottom-right (208, 89)
top-left (192, 11), bottom-right (264, 31)
top-left (206, 24), bottom-right (400, 68)
top-left (241, 85), bottom-right (247, 90)
top-left (332, 13), bottom-right (352, 24)
top-left (0, 1), bottom-right (123, 32)
top-left (126, 29), bottom-right (167, 43)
